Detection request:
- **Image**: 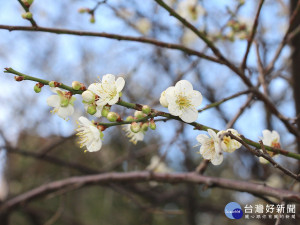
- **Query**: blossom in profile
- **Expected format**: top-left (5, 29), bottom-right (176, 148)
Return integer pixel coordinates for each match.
top-left (161, 80), bottom-right (202, 123)
top-left (47, 87), bottom-right (75, 120)
top-left (259, 130), bottom-right (280, 164)
top-left (87, 74), bottom-right (125, 106)
top-left (217, 129), bottom-right (242, 153)
top-left (196, 129), bottom-right (223, 165)
top-left (146, 156), bottom-right (172, 173)
top-left (123, 123), bottom-right (144, 144)
top-left (76, 116), bottom-right (103, 152)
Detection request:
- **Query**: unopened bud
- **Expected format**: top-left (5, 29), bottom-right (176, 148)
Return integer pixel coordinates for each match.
top-left (82, 90), bottom-right (95, 103)
top-left (101, 105), bottom-right (111, 117)
top-left (141, 122), bottom-right (149, 132)
top-left (87, 105), bottom-right (97, 115)
top-left (22, 12), bottom-right (33, 19)
top-left (22, 0), bottom-right (34, 7)
top-left (142, 105), bottom-right (151, 115)
top-left (125, 116), bottom-right (134, 122)
top-left (49, 81), bottom-right (55, 87)
top-left (90, 15), bottom-right (95, 23)
top-left (134, 111), bottom-right (145, 120)
top-left (72, 81), bottom-right (81, 90)
top-left (14, 76), bottom-right (24, 81)
top-left (78, 8), bottom-right (89, 13)
top-left (130, 122), bottom-right (140, 133)
top-left (150, 120), bottom-right (156, 130)
top-left (107, 112), bottom-right (118, 122)
top-left (34, 84), bottom-right (41, 93)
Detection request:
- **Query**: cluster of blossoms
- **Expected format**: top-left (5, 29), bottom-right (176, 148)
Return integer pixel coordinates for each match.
top-left (43, 72), bottom-right (281, 166)
top-left (196, 129), bottom-right (242, 165)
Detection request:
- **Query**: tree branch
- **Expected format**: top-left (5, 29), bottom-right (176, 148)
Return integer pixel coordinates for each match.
top-left (1, 171), bottom-right (300, 213)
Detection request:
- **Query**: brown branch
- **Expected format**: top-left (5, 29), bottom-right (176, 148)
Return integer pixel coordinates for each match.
top-left (0, 24), bottom-right (221, 64)
top-left (241, 0), bottom-right (265, 70)
top-left (1, 171), bottom-right (300, 214)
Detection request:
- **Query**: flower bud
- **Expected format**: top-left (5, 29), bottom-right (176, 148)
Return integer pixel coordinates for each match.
top-left (107, 112), bottom-right (118, 122)
top-left (101, 105), bottom-right (111, 117)
top-left (34, 84), bottom-right (41, 93)
top-left (142, 105), bottom-right (151, 115)
top-left (150, 120), bottom-right (156, 130)
top-left (141, 122), bottom-right (149, 132)
top-left (14, 76), bottom-right (24, 81)
top-left (22, 0), bottom-right (34, 7)
top-left (49, 81), bottom-right (55, 87)
top-left (125, 116), bottom-right (134, 122)
top-left (90, 15), bottom-right (95, 23)
top-left (130, 122), bottom-right (140, 133)
top-left (78, 8), bottom-right (89, 13)
top-left (87, 105), bottom-right (97, 115)
top-left (82, 90), bottom-right (95, 103)
top-left (72, 81), bottom-right (81, 90)
top-left (134, 111), bottom-right (145, 120)
top-left (159, 90), bottom-right (169, 107)
top-left (21, 12), bottom-right (33, 19)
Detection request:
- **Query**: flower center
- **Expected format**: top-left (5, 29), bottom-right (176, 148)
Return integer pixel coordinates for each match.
top-left (176, 95), bottom-right (191, 109)
top-left (76, 128), bottom-right (91, 148)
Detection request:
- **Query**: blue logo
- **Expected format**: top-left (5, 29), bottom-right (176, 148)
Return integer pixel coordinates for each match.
top-left (224, 202), bottom-right (243, 219)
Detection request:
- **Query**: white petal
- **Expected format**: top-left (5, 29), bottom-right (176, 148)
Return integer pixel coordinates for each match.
top-left (271, 130), bottom-right (280, 142)
top-left (159, 91), bottom-right (169, 107)
top-left (88, 83), bottom-right (100, 95)
top-left (190, 90), bottom-right (203, 107)
top-left (107, 94), bottom-right (120, 105)
top-left (180, 107), bottom-right (198, 123)
top-left (196, 134), bottom-right (209, 144)
top-left (115, 77), bottom-right (125, 92)
top-left (102, 74), bottom-right (115, 84)
top-left (57, 105), bottom-right (74, 119)
top-left (164, 87), bottom-right (176, 102)
top-left (90, 125), bottom-right (101, 140)
top-left (47, 95), bottom-right (60, 108)
top-left (211, 153), bottom-right (223, 165)
top-left (207, 129), bottom-right (218, 140)
top-left (94, 105), bottom-right (103, 117)
top-left (167, 102), bottom-right (182, 116)
top-left (174, 80), bottom-right (193, 95)
top-left (87, 139), bottom-right (102, 152)
top-left (50, 87), bottom-right (61, 93)
top-left (78, 116), bottom-right (92, 126)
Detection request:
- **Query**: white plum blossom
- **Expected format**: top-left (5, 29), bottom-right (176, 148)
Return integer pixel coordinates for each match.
top-left (161, 80), bottom-right (202, 123)
top-left (76, 116), bottom-right (103, 152)
top-left (146, 156), bottom-right (172, 173)
top-left (47, 87), bottom-right (75, 120)
top-left (88, 74), bottom-right (125, 106)
top-left (196, 129), bottom-right (223, 165)
top-left (259, 130), bottom-right (280, 164)
top-left (123, 124), bottom-right (144, 144)
top-left (177, 0), bottom-right (205, 22)
top-left (217, 129), bottom-right (242, 153)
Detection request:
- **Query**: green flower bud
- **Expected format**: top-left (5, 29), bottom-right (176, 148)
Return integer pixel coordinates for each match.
top-left (49, 81), bottom-right (55, 87)
top-left (22, 0), bottom-right (34, 7)
top-left (90, 15), bottom-right (95, 23)
top-left (107, 112), bottom-right (118, 122)
top-left (72, 81), bottom-right (81, 90)
top-left (125, 116), bottom-right (134, 122)
top-left (134, 111), bottom-right (145, 120)
top-left (78, 8), bottom-right (88, 13)
top-left (150, 120), bottom-right (156, 130)
top-left (141, 122), bottom-right (149, 132)
top-left (82, 90), bottom-right (95, 104)
top-left (34, 84), bottom-right (41, 93)
top-left (87, 105), bottom-right (97, 115)
top-left (101, 106), bottom-right (111, 117)
top-left (21, 12), bottom-right (33, 19)
top-left (130, 122), bottom-right (140, 133)
top-left (142, 105), bottom-right (151, 115)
